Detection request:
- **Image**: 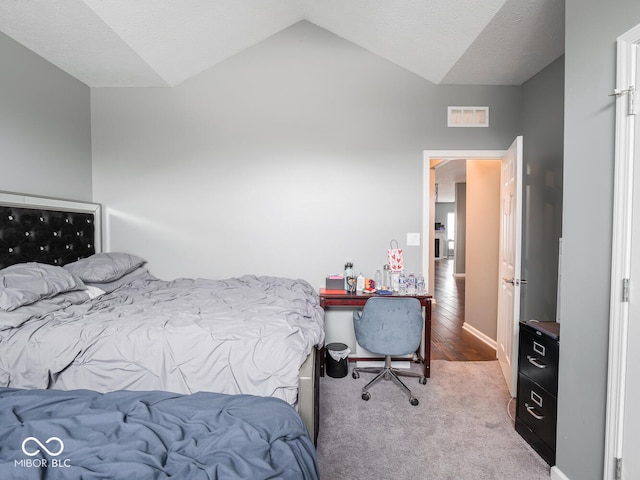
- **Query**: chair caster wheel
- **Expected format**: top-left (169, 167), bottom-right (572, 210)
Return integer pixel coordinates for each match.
top-left (362, 392), bottom-right (371, 401)
top-left (419, 377), bottom-right (427, 385)
top-left (352, 371), bottom-right (360, 379)
top-left (410, 397), bottom-right (419, 406)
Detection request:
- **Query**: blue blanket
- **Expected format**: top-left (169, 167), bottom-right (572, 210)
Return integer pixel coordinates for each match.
top-left (0, 388), bottom-right (319, 479)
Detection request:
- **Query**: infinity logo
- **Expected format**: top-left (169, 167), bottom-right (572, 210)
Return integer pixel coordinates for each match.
top-left (21, 437), bottom-right (65, 457)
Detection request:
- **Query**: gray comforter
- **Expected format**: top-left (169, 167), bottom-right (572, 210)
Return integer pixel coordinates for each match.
top-left (0, 272), bottom-right (324, 406)
top-left (0, 388), bottom-right (319, 479)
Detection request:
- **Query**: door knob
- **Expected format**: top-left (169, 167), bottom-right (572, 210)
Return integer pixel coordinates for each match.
top-left (502, 277), bottom-right (528, 285)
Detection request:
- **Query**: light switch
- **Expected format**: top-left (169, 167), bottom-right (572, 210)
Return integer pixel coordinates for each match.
top-left (407, 233), bottom-right (420, 246)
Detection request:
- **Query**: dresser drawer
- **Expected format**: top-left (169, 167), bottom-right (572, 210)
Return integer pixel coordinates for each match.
top-left (516, 373), bottom-right (557, 450)
top-left (518, 324), bottom-right (559, 394)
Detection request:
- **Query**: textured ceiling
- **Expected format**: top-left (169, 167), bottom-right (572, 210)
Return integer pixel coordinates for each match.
top-left (0, 0), bottom-right (564, 87)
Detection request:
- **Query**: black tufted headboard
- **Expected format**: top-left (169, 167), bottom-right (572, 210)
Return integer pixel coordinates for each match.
top-left (0, 192), bottom-right (101, 269)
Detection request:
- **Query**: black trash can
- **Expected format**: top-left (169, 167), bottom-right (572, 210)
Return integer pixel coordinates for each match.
top-left (326, 342), bottom-right (349, 378)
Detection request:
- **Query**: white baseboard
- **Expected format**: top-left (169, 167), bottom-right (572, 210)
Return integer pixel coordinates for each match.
top-left (462, 322), bottom-right (497, 350)
top-left (550, 466), bottom-right (569, 480)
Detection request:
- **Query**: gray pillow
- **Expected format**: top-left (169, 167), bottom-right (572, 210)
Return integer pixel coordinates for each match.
top-left (86, 266), bottom-right (150, 293)
top-left (0, 262), bottom-right (86, 311)
top-left (63, 252), bottom-right (146, 283)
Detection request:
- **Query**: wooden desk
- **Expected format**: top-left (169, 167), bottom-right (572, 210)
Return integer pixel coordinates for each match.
top-left (318, 289), bottom-right (432, 378)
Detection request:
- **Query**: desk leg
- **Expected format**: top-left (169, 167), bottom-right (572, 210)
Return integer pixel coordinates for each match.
top-left (319, 345), bottom-right (325, 377)
top-left (423, 300), bottom-right (431, 378)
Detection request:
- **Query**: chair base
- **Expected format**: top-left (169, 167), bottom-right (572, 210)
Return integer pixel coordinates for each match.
top-left (352, 356), bottom-right (426, 405)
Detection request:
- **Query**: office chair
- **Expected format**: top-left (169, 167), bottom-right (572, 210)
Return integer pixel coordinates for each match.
top-left (352, 297), bottom-right (426, 406)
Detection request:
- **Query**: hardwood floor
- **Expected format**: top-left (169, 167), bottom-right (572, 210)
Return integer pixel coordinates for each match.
top-left (431, 258), bottom-right (496, 361)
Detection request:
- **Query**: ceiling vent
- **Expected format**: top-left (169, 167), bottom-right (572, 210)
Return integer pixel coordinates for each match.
top-left (447, 106), bottom-right (489, 127)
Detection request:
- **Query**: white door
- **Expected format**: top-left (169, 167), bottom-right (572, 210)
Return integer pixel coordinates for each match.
top-left (605, 23), bottom-right (640, 480)
top-left (497, 136), bottom-right (523, 397)
top-left (621, 45), bottom-right (640, 480)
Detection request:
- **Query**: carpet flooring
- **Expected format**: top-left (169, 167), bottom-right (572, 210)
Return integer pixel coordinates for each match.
top-left (316, 360), bottom-right (550, 480)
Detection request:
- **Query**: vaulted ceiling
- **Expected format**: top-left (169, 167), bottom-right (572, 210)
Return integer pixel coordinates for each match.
top-left (0, 0), bottom-right (564, 88)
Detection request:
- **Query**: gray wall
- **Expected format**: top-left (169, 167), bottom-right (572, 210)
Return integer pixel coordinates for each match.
top-left (435, 201), bottom-right (454, 260)
top-left (455, 182), bottom-right (467, 275)
top-left (557, 2), bottom-right (640, 479)
top-left (520, 55), bottom-right (564, 324)
top-left (91, 21), bottom-right (521, 287)
top-left (0, 32), bottom-right (92, 201)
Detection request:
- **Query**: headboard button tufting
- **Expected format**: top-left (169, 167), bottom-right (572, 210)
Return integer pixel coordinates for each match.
top-left (0, 206), bottom-right (96, 268)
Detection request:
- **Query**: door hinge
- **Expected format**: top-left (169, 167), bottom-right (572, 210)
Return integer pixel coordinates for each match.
top-left (623, 278), bottom-right (630, 303)
top-left (615, 456), bottom-right (622, 480)
top-left (610, 86), bottom-right (636, 115)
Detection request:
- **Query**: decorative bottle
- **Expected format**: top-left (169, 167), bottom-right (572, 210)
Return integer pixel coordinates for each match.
top-left (344, 262), bottom-right (354, 290)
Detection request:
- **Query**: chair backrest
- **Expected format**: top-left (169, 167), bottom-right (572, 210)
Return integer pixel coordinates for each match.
top-left (353, 297), bottom-right (423, 356)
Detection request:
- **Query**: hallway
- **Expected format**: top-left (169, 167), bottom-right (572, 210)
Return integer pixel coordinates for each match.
top-left (431, 259), bottom-right (496, 361)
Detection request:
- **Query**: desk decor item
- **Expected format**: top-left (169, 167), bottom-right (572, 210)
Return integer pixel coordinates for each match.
top-left (344, 262), bottom-right (355, 291)
top-left (382, 264), bottom-right (391, 290)
top-left (325, 275), bottom-right (344, 290)
top-left (388, 239), bottom-right (404, 272)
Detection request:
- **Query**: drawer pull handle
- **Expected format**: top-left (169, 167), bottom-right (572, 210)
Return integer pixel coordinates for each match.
top-left (533, 341), bottom-right (546, 356)
top-left (531, 390), bottom-right (543, 408)
top-left (525, 403), bottom-right (545, 420)
top-left (527, 355), bottom-right (547, 369)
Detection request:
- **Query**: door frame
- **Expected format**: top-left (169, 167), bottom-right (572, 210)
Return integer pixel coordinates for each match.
top-left (422, 149), bottom-right (506, 297)
top-left (604, 22), bottom-right (640, 480)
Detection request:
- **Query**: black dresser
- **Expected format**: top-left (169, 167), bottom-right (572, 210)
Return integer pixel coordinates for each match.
top-left (515, 320), bottom-right (560, 465)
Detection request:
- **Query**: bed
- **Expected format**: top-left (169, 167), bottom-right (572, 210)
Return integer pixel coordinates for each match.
top-left (0, 192), bottom-right (323, 478)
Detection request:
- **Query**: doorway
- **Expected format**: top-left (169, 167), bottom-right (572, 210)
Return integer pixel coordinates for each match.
top-left (423, 150), bottom-right (506, 362)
